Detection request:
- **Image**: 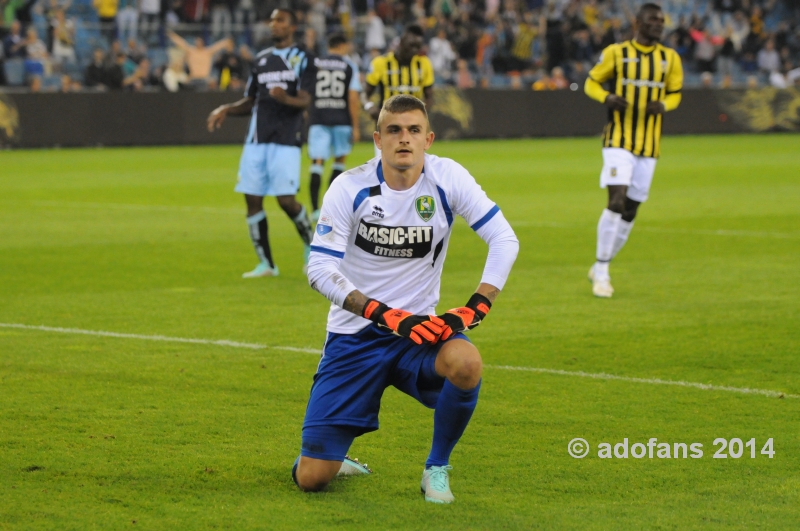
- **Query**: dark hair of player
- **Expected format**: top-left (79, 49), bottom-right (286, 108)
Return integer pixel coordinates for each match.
top-left (376, 94), bottom-right (429, 131)
top-left (638, 3), bottom-right (662, 15)
top-left (327, 32), bottom-right (348, 49)
top-left (404, 24), bottom-right (424, 37)
top-left (275, 8), bottom-right (297, 25)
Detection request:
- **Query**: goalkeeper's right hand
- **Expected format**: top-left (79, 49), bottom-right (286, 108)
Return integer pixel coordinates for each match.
top-left (362, 299), bottom-right (446, 345)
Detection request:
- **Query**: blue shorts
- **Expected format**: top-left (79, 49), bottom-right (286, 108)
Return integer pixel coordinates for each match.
top-left (235, 143), bottom-right (301, 197)
top-left (302, 324), bottom-right (469, 453)
top-left (307, 125), bottom-right (353, 161)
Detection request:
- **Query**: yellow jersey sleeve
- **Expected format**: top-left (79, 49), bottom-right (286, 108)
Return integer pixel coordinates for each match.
top-left (664, 49), bottom-right (683, 111)
top-left (365, 56), bottom-right (386, 87)
top-left (588, 44), bottom-right (617, 84)
top-left (420, 56), bottom-right (434, 87)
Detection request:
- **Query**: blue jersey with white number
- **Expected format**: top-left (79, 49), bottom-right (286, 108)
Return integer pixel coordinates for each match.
top-left (309, 54), bottom-right (362, 127)
top-left (244, 45), bottom-right (316, 147)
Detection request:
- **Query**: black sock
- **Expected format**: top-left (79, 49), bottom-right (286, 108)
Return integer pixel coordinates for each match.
top-left (310, 172), bottom-right (322, 212)
top-left (330, 162), bottom-right (346, 186)
top-left (291, 205), bottom-right (313, 245)
top-left (246, 211), bottom-right (274, 268)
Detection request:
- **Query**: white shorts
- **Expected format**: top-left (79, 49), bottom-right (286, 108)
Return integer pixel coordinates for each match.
top-left (600, 148), bottom-right (657, 203)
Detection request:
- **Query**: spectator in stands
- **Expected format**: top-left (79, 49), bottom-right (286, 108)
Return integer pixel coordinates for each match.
top-left (106, 51), bottom-right (126, 89)
top-left (757, 39), bottom-right (781, 75)
top-left (235, 0), bottom-right (256, 45)
top-left (429, 28), bottom-right (456, 82)
top-left (214, 45), bottom-right (247, 90)
top-left (51, 8), bottom-right (77, 64)
top-left (24, 27), bottom-right (49, 77)
top-left (365, 10), bottom-right (386, 52)
top-left (126, 37), bottom-right (146, 62)
top-left (167, 31), bottom-right (231, 89)
top-left (94, 0), bottom-right (120, 45)
top-left (29, 74), bottom-right (42, 91)
top-left (455, 58), bottom-right (475, 88)
top-left (84, 47), bottom-right (108, 88)
top-left (117, 0), bottom-right (138, 44)
top-left (692, 27), bottom-right (719, 73)
top-left (717, 26), bottom-right (736, 88)
top-left (105, 39), bottom-right (123, 67)
top-left (60, 73), bottom-right (81, 91)
top-left (569, 26), bottom-right (593, 67)
top-left (509, 13), bottom-right (538, 74)
top-left (138, 0), bottom-right (160, 45)
top-left (210, 0), bottom-right (233, 40)
top-left (162, 51), bottom-right (188, 91)
top-left (476, 26), bottom-right (494, 87)
top-left (123, 56), bottom-right (153, 89)
top-left (551, 66), bottom-right (568, 89)
top-left (3, 20), bottom-right (26, 59)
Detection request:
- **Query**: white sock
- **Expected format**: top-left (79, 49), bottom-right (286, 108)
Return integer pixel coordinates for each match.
top-left (595, 209), bottom-right (621, 281)
top-left (611, 219), bottom-right (634, 259)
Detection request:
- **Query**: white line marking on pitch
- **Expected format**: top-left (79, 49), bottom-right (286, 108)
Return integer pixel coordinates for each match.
top-left (2, 323), bottom-right (796, 399)
top-left (0, 323), bottom-right (319, 354)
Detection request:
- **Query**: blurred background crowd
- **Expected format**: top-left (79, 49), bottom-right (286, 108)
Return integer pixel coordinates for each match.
top-left (1, 0), bottom-right (798, 92)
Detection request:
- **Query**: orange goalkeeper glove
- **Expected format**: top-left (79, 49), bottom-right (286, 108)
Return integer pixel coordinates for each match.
top-left (438, 293), bottom-right (492, 341)
top-left (362, 299), bottom-right (446, 345)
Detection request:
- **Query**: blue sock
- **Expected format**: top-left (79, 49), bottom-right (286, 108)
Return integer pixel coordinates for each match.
top-left (425, 379), bottom-right (481, 469)
top-left (291, 456), bottom-right (300, 488)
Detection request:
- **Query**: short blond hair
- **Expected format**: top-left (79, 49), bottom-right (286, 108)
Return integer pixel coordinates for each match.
top-left (376, 94), bottom-right (430, 131)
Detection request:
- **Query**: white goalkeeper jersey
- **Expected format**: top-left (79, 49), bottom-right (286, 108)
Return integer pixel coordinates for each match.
top-left (307, 153), bottom-right (518, 334)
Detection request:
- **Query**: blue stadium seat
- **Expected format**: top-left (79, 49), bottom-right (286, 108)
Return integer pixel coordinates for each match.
top-left (4, 59), bottom-right (26, 86)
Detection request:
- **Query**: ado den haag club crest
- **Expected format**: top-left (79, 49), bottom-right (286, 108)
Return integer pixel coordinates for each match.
top-left (415, 196), bottom-right (436, 222)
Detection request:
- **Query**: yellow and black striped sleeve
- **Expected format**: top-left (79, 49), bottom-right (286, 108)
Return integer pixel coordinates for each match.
top-left (365, 55), bottom-right (386, 89)
top-left (584, 44), bottom-right (618, 103)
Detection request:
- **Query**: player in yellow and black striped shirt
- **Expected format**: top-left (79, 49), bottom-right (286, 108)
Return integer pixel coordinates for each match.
top-left (364, 24), bottom-right (434, 138)
top-left (584, 3), bottom-right (683, 298)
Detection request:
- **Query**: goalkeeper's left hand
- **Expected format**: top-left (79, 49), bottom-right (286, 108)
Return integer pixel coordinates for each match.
top-left (437, 293), bottom-right (493, 341)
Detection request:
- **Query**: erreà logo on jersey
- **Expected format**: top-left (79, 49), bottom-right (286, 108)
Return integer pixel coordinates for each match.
top-left (355, 219), bottom-right (433, 259)
top-left (415, 196), bottom-right (436, 222)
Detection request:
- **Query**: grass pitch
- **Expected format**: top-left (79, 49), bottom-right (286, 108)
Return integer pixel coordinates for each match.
top-left (1, 135), bottom-right (799, 530)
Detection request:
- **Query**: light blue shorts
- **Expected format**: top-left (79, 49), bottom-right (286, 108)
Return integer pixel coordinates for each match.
top-left (308, 125), bottom-right (353, 161)
top-left (235, 143), bottom-right (301, 197)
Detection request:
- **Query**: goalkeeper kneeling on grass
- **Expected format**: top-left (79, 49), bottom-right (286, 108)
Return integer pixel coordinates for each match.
top-left (295, 94), bottom-right (519, 504)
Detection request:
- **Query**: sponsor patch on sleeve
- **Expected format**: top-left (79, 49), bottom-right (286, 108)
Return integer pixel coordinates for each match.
top-left (316, 215), bottom-right (334, 241)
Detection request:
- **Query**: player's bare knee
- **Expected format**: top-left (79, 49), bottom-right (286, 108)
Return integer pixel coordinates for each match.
top-left (295, 466), bottom-right (333, 492)
top-left (447, 347), bottom-right (482, 389)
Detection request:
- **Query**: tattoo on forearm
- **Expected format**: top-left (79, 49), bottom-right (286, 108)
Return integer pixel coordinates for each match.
top-left (343, 290), bottom-right (368, 315)
top-left (483, 288), bottom-right (500, 303)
